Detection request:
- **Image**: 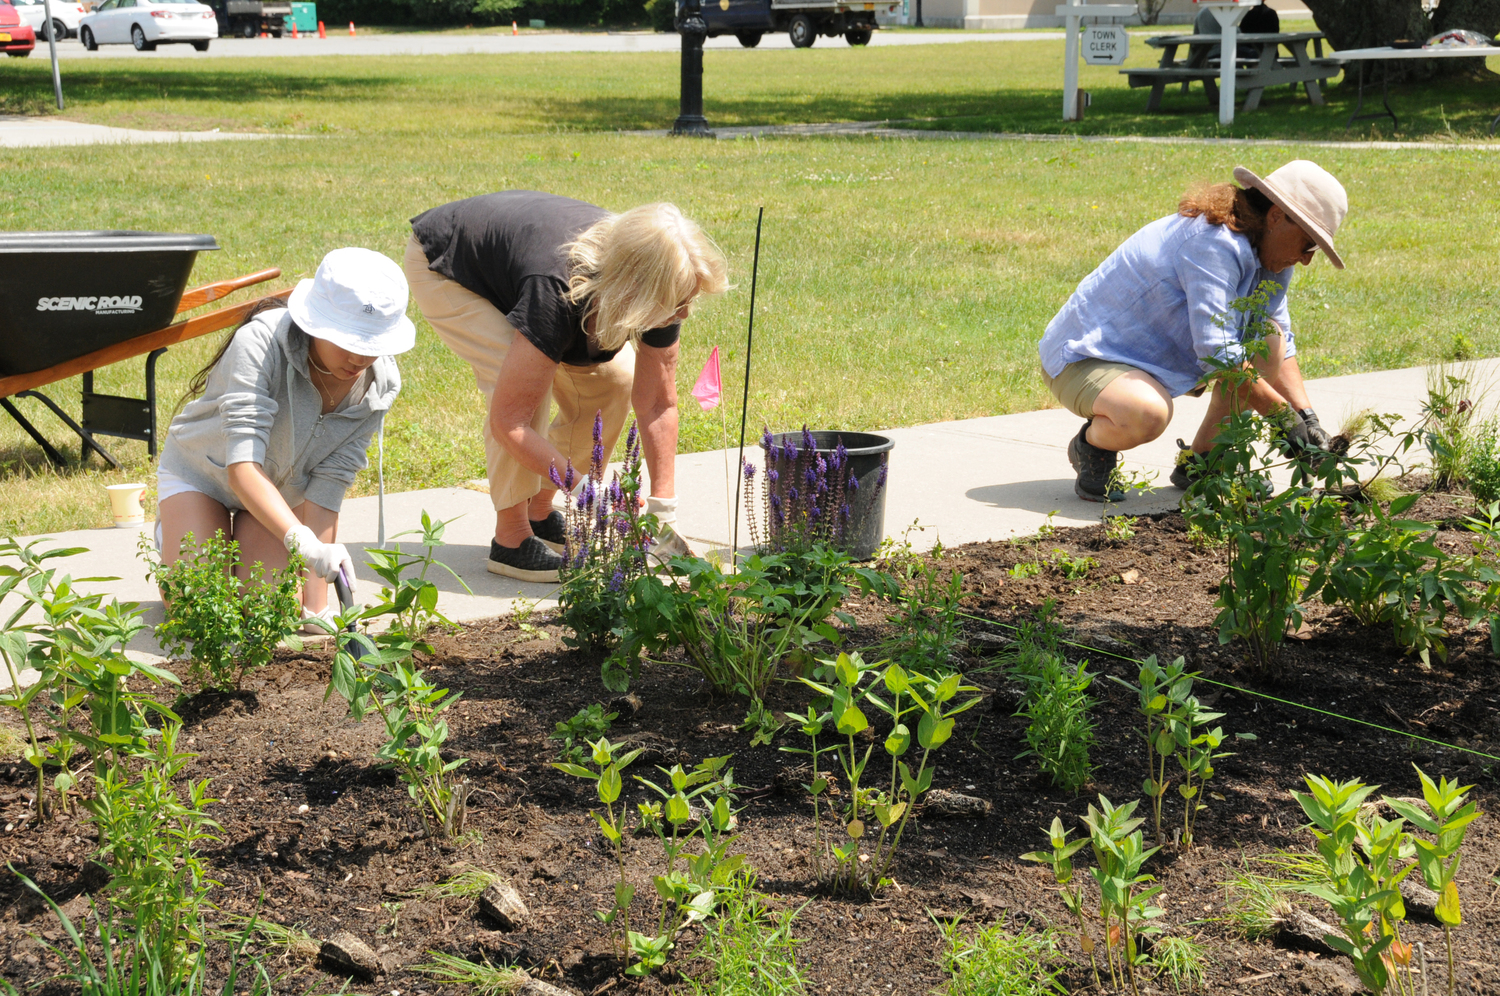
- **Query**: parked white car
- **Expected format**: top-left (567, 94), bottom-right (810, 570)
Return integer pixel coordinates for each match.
top-left (8, 0), bottom-right (88, 41)
top-left (79, 0), bottom-right (215, 50)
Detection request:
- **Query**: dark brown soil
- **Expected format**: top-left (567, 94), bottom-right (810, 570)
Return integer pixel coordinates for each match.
top-left (2, 495), bottom-right (1500, 996)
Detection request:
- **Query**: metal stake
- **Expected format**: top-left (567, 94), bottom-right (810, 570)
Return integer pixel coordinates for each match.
top-left (731, 207), bottom-right (764, 561)
top-left (40, 0), bottom-right (63, 110)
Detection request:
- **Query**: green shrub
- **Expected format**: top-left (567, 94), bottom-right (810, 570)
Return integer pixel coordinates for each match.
top-left (551, 703), bottom-right (617, 764)
top-left (938, 915), bottom-right (1063, 996)
top-left (1464, 417), bottom-right (1500, 504)
top-left (147, 531), bottom-right (304, 690)
top-left (1013, 655), bottom-right (1095, 793)
top-left (685, 875), bottom-right (809, 996)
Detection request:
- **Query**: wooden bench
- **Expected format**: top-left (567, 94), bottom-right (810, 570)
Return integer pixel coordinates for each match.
top-left (0, 269), bottom-right (289, 469)
top-left (1125, 31), bottom-right (1341, 114)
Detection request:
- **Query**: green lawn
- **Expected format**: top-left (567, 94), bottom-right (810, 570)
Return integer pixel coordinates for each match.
top-left (0, 41), bottom-right (1498, 535)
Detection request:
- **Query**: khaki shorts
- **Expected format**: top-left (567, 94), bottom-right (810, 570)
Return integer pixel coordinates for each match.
top-left (1041, 359), bottom-right (1142, 419)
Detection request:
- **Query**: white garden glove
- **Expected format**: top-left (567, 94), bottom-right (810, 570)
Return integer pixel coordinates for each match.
top-left (645, 496), bottom-right (694, 563)
top-left (284, 524), bottom-right (357, 597)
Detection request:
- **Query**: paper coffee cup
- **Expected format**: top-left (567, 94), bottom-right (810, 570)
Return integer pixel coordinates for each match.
top-left (105, 483), bottom-right (147, 528)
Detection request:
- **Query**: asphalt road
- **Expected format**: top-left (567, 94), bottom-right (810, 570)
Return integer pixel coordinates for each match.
top-left (29, 26), bottom-right (1061, 59)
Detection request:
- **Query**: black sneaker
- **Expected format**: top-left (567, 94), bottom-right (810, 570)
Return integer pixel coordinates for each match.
top-left (488, 536), bottom-right (563, 583)
top-left (1067, 420), bottom-right (1123, 502)
top-left (530, 509), bottom-right (567, 554)
top-left (1170, 440), bottom-right (1205, 491)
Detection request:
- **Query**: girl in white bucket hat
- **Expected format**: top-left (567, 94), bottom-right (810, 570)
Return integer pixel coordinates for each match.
top-left (1038, 160), bottom-right (1348, 502)
top-left (156, 247), bottom-right (414, 627)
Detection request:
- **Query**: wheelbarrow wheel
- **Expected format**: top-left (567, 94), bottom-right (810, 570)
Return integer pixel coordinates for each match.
top-left (131, 24), bottom-right (156, 50)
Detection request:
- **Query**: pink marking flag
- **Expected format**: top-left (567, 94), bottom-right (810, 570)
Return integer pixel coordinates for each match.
top-left (691, 345), bottom-right (723, 412)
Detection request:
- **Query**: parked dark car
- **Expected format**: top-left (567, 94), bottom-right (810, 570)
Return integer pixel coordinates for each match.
top-left (0, 1), bottom-right (37, 56)
top-left (697, 0), bottom-right (891, 48)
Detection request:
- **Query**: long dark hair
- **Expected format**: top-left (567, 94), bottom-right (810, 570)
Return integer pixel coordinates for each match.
top-left (1178, 182), bottom-right (1274, 248)
top-left (173, 297), bottom-right (294, 417)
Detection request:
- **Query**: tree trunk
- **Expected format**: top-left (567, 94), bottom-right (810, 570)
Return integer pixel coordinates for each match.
top-left (1304, 0), bottom-right (1497, 82)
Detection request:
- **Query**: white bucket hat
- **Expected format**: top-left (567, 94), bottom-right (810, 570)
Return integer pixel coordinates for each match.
top-left (287, 247), bottom-right (416, 356)
top-left (1233, 160), bottom-right (1349, 270)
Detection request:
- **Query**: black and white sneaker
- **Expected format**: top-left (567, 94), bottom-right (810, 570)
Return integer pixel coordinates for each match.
top-left (1067, 420), bottom-right (1124, 502)
top-left (488, 536), bottom-right (563, 583)
top-left (530, 510), bottom-right (567, 554)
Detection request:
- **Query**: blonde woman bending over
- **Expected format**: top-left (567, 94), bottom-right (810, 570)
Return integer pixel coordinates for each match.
top-left (405, 191), bottom-right (728, 582)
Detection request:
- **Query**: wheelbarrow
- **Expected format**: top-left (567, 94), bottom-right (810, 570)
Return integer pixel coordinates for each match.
top-left (0, 230), bottom-right (291, 469)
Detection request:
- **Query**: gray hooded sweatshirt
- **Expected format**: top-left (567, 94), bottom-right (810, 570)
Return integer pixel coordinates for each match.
top-left (159, 308), bottom-right (400, 513)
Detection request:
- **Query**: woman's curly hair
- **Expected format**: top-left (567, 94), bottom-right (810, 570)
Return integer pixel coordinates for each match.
top-left (1178, 181), bottom-right (1274, 247)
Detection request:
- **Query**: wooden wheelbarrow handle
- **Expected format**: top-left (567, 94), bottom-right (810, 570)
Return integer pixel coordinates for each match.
top-left (176, 267), bottom-right (283, 314)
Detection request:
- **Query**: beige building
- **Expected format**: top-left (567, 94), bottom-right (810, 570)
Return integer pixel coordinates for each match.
top-left (909, 0), bottom-right (1309, 30)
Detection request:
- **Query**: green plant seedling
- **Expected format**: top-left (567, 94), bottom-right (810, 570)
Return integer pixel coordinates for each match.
top-left (740, 698), bottom-right (782, 747)
top-left (682, 873), bottom-right (810, 996)
top-left (1081, 795), bottom-right (1163, 996)
top-left (551, 704), bottom-right (618, 765)
top-left (1050, 549), bottom-right (1096, 581)
top-left (1290, 774), bottom-right (1408, 995)
top-left (1021, 817), bottom-right (1098, 986)
top-left (553, 737), bottom-right (644, 959)
top-left (1013, 655), bottom-right (1095, 793)
top-left (1151, 935), bottom-right (1209, 993)
top-left (1008, 560), bottom-right (1042, 580)
top-left (363, 510), bottom-right (472, 642)
top-left (413, 950), bottom-right (531, 995)
top-left (1384, 766), bottom-right (1483, 996)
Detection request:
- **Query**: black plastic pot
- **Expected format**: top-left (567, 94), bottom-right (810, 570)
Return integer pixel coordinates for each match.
top-left (762, 429), bottom-right (894, 560)
top-left (0, 231), bottom-right (219, 377)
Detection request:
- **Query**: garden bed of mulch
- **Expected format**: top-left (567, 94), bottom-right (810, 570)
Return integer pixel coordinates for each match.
top-left (2, 492), bottom-right (1500, 995)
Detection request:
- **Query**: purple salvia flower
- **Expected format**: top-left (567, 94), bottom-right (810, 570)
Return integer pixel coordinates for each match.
top-left (591, 411), bottom-right (606, 470)
top-left (549, 465), bottom-right (564, 489)
top-left (788, 486), bottom-right (799, 502)
top-left (877, 462), bottom-right (888, 488)
top-left (770, 493), bottom-right (782, 512)
top-left (784, 440), bottom-right (798, 461)
top-left (744, 459), bottom-right (757, 481)
top-left (564, 463), bottom-right (576, 491)
top-left (849, 474), bottom-right (859, 492)
top-left (762, 427), bottom-right (774, 450)
top-left (809, 503), bottom-right (820, 523)
top-left (841, 503), bottom-right (851, 521)
top-left (617, 518), bottom-right (630, 535)
top-left (774, 506), bottom-right (785, 527)
top-left (804, 466), bottom-right (817, 487)
top-left (835, 443), bottom-right (848, 470)
top-left (610, 478), bottom-right (624, 507)
top-left (767, 468), bottom-right (779, 485)
top-left (581, 480), bottom-right (596, 509)
top-left (609, 568), bottom-right (625, 593)
top-left (626, 422), bottom-right (638, 451)
top-left (801, 425), bottom-right (815, 450)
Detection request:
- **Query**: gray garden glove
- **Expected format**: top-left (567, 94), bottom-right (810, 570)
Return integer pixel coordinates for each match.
top-left (1272, 407), bottom-right (1312, 453)
top-left (645, 496), bottom-right (696, 564)
top-left (1297, 408), bottom-right (1331, 450)
top-left (284, 524), bottom-right (357, 597)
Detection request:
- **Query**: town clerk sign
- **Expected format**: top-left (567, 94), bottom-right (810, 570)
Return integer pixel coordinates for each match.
top-left (1082, 23), bottom-right (1128, 65)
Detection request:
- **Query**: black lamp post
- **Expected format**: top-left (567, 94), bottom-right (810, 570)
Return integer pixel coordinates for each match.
top-left (672, 0), bottom-right (714, 137)
top-left (914, 0), bottom-right (923, 28)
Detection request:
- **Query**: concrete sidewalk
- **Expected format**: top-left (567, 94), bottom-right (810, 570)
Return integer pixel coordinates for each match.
top-left (0, 114), bottom-right (296, 148)
top-left (2, 358), bottom-right (1481, 665)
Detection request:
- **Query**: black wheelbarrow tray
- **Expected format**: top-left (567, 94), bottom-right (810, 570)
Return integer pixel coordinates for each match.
top-left (0, 231), bottom-right (290, 469)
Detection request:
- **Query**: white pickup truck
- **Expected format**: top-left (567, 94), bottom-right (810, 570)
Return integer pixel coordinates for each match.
top-left (698, 0), bottom-right (895, 47)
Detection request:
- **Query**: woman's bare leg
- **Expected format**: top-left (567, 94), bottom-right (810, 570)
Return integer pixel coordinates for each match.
top-left (158, 492), bottom-right (233, 569)
top-left (1089, 371), bottom-right (1175, 452)
top-left (232, 502), bottom-right (338, 612)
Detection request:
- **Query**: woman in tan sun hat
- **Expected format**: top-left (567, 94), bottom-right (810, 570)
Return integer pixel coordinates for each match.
top-left (1038, 159), bottom-right (1348, 501)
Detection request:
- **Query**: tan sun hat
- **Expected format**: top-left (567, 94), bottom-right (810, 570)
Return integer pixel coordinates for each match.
top-left (1232, 160), bottom-right (1349, 270)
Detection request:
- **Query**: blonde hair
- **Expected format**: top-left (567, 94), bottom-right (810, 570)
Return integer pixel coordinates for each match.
top-left (564, 202), bottom-right (729, 352)
top-left (1178, 181), bottom-right (1273, 248)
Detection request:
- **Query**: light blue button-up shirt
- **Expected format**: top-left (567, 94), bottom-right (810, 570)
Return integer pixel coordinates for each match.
top-left (1039, 212), bottom-right (1295, 398)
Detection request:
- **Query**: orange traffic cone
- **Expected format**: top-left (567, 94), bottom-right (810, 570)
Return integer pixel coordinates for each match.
top-left (348, 20), bottom-right (355, 34)
top-left (291, 20), bottom-right (298, 37)
top-left (511, 19), bottom-right (517, 34)
top-left (317, 19), bottom-right (325, 37)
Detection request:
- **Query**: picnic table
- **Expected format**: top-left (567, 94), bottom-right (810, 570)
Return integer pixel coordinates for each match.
top-left (0, 269), bottom-right (289, 469)
top-left (1329, 45), bottom-right (1500, 132)
top-left (1124, 30), bottom-right (1341, 117)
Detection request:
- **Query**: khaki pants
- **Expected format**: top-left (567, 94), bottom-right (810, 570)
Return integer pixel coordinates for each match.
top-left (403, 235), bottom-right (635, 511)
